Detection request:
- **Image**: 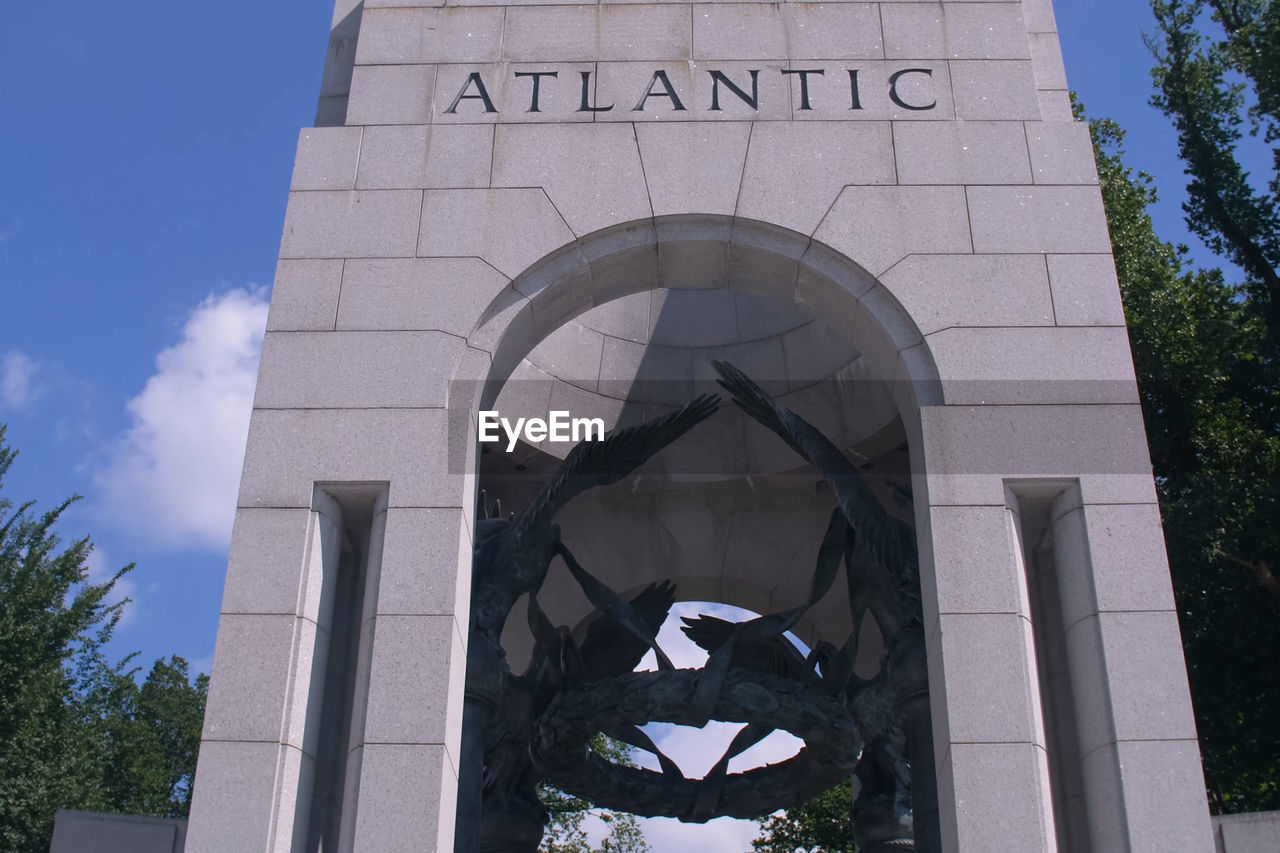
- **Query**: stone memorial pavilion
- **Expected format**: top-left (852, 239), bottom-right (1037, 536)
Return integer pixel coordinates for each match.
top-left (183, 0), bottom-right (1219, 849)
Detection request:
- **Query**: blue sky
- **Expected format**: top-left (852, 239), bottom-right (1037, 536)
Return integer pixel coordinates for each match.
top-left (4, 0), bottom-right (1193, 669)
top-left (0, 0), bottom-right (1232, 844)
top-left (2, 0), bottom-right (333, 672)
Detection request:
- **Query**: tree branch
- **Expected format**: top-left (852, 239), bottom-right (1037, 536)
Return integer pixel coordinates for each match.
top-left (1222, 553), bottom-right (1280, 603)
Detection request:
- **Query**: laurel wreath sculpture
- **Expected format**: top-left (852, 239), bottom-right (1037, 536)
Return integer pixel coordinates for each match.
top-left (533, 668), bottom-right (862, 821)
top-left (458, 362), bottom-right (930, 853)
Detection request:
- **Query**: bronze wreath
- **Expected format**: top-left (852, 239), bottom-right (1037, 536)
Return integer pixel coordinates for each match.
top-left (531, 667), bottom-right (863, 822)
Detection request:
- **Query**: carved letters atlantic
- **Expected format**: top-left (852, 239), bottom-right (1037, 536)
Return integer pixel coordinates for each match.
top-left (443, 66), bottom-right (938, 116)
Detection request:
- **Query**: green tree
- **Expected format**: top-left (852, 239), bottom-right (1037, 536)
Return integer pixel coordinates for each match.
top-left (1146, 0), bottom-right (1280, 610)
top-left (751, 777), bottom-right (853, 853)
top-left (93, 656), bottom-right (209, 818)
top-left (0, 425), bottom-right (208, 851)
top-left (0, 424), bottom-right (129, 851)
top-left (1089, 99), bottom-right (1280, 812)
top-left (1142, 0), bottom-right (1280, 813)
top-left (1149, 0), bottom-right (1280, 343)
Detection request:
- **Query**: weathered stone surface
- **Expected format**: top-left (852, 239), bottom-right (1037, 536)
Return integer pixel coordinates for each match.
top-left (893, 121), bottom-right (1033, 185)
top-left (280, 190), bottom-right (422, 259)
top-left (267, 259), bottom-right (343, 332)
top-left (357, 124), bottom-right (494, 189)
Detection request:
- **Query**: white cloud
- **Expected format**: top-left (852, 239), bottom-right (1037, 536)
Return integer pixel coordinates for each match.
top-left (94, 288), bottom-right (268, 551)
top-left (638, 814), bottom-right (766, 852)
top-left (1, 350), bottom-right (40, 409)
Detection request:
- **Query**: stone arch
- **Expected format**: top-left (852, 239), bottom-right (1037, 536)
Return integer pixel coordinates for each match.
top-left (450, 212), bottom-right (941, 659)
top-left (464, 214), bottom-right (940, 412)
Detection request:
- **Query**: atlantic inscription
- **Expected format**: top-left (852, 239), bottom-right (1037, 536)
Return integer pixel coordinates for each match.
top-left (432, 64), bottom-right (944, 120)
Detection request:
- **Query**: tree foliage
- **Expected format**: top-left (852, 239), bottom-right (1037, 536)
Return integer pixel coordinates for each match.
top-left (90, 656), bottom-right (209, 818)
top-left (538, 735), bottom-right (651, 853)
top-left (1137, 0), bottom-right (1280, 813)
top-left (1152, 0), bottom-right (1280, 338)
top-left (1089, 80), bottom-right (1280, 809)
top-left (1149, 0), bottom-right (1280, 341)
top-left (0, 425), bottom-right (207, 852)
top-left (750, 777), bottom-right (853, 853)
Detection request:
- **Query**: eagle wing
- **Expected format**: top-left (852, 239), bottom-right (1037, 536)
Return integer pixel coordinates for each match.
top-left (713, 360), bottom-right (915, 573)
top-left (578, 580), bottom-right (678, 681)
top-left (514, 394), bottom-right (720, 541)
top-left (679, 613), bottom-right (812, 681)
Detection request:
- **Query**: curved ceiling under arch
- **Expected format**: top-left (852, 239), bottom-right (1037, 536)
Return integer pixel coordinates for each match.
top-left (469, 214), bottom-right (938, 477)
top-left (471, 215), bottom-right (924, 664)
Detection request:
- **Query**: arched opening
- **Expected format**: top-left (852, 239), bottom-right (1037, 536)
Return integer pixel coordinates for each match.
top-left (452, 214), bottom-right (942, 851)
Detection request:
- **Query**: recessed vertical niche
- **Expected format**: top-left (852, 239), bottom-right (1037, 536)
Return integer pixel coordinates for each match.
top-left (301, 484), bottom-right (389, 853)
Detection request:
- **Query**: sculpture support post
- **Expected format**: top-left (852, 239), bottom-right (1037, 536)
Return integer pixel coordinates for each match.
top-left (454, 694), bottom-right (488, 853)
top-left (905, 692), bottom-right (940, 853)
